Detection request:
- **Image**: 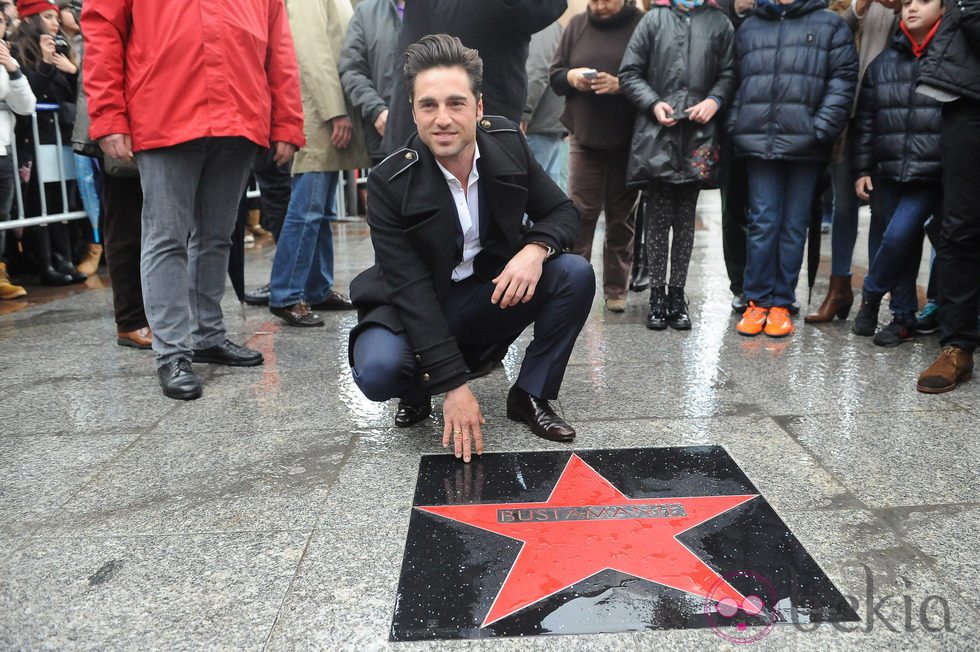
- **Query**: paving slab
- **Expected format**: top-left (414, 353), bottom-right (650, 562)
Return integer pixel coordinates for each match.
top-left (0, 532), bottom-right (305, 650)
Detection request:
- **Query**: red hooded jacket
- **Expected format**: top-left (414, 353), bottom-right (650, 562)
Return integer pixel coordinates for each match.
top-left (81, 0), bottom-right (305, 152)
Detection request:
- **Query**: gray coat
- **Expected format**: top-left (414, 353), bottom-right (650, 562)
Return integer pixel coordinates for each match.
top-left (523, 22), bottom-right (565, 136)
top-left (339, 0), bottom-right (402, 160)
top-left (619, 2), bottom-right (735, 187)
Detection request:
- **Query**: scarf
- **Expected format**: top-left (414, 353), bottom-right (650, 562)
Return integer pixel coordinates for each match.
top-left (901, 17), bottom-right (942, 58)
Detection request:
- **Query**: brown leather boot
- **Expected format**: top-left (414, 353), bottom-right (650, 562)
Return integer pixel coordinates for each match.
top-left (0, 262), bottom-right (26, 300)
top-left (75, 243), bottom-right (103, 276)
top-left (246, 209), bottom-right (271, 237)
top-left (805, 274), bottom-right (854, 323)
top-left (917, 346), bottom-right (973, 393)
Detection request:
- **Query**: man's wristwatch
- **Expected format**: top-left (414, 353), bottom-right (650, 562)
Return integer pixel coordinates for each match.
top-left (531, 242), bottom-right (555, 258)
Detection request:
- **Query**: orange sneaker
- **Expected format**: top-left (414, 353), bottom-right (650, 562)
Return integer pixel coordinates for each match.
top-left (736, 302), bottom-right (769, 336)
top-left (764, 306), bottom-right (795, 338)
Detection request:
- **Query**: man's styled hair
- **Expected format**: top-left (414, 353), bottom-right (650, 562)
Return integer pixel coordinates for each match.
top-left (404, 34), bottom-right (483, 102)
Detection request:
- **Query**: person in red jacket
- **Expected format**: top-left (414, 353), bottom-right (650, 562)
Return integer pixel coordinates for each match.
top-left (81, 0), bottom-right (305, 400)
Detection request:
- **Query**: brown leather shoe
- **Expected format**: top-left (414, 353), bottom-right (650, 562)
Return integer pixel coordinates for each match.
top-left (270, 301), bottom-right (325, 327)
top-left (506, 385), bottom-right (575, 442)
top-left (309, 290), bottom-right (354, 311)
top-left (805, 274), bottom-right (854, 323)
top-left (117, 326), bottom-right (152, 349)
top-left (917, 346), bottom-right (973, 393)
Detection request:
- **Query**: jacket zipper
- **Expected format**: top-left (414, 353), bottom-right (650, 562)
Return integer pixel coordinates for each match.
top-left (771, 16), bottom-right (785, 159)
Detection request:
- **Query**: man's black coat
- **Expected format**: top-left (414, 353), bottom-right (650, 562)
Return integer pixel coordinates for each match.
top-left (349, 116), bottom-right (581, 395)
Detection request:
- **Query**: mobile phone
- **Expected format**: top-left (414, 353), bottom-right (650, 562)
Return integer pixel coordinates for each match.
top-left (582, 69), bottom-right (598, 80)
top-left (667, 111), bottom-right (689, 121)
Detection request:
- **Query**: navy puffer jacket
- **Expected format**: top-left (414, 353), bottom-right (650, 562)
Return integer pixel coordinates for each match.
top-left (853, 32), bottom-right (943, 182)
top-left (727, 0), bottom-right (858, 161)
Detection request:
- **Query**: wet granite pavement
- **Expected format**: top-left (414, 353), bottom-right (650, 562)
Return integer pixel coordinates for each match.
top-left (1, 192), bottom-right (978, 650)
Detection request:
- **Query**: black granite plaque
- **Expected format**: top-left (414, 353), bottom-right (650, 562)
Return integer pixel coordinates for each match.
top-left (391, 446), bottom-right (859, 642)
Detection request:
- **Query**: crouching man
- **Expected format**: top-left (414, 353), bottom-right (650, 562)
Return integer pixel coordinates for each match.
top-left (348, 34), bottom-right (595, 462)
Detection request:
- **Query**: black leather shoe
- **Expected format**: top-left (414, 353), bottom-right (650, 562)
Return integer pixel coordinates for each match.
top-left (395, 396), bottom-right (431, 427)
top-left (506, 385), bottom-right (575, 442)
top-left (192, 339), bottom-right (264, 366)
top-left (243, 283), bottom-right (270, 306)
top-left (157, 358), bottom-right (202, 400)
top-left (309, 290), bottom-right (354, 311)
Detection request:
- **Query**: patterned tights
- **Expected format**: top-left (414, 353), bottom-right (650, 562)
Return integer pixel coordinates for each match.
top-left (645, 181), bottom-right (701, 289)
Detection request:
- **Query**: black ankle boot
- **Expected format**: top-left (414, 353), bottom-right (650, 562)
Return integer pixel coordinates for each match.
top-left (852, 296), bottom-right (881, 336)
top-left (51, 252), bottom-right (87, 283)
top-left (49, 224), bottom-right (86, 283)
top-left (646, 286), bottom-right (667, 330)
top-left (667, 286), bottom-right (691, 330)
top-left (30, 227), bottom-right (73, 286)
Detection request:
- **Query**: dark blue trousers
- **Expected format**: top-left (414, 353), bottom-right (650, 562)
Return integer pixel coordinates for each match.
top-left (351, 254), bottom-right (595, 402)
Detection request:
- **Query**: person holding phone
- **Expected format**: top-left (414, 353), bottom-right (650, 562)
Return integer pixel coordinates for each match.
top-left (619, 0), bottom-right (735, 331)
top-left (550, 0), bottom-right (643, 314)
top-left (0, 8), bottom-right (36, 300)
top-left (10, 0), bottom-right (87, 286)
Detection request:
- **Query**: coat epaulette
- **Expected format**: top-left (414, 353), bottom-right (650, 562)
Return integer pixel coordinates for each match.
top-left (376, 147), bottom-right (419, 182)
top-left (478, 115), bottom-right (519, 134)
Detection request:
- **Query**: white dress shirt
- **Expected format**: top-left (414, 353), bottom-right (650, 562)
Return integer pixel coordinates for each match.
top-left (435, 143), bottom-right (483, 281)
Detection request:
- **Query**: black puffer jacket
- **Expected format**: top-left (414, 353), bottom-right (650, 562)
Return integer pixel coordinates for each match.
top-left (619, 1), bottom-right (735, 187)
top-left (727, 0), bottom-right (858, 161)
top-left (853, 32), bottom-right (943, 182)
top-left (917, 0), bottom-right (980, 101)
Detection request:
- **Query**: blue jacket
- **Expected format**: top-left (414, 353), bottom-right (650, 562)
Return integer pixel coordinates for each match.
top-left (727, 0), bottom-right (858, 161)
top-left (918, 0), bottom-right (980, 101)
top-left (853, 31), bottom-right (943, 182)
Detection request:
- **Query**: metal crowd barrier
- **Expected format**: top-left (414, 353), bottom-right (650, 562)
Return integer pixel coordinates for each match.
top-left (0, 102), bottom-right (368, 230)
top-left (0, 102), bottom-right (89, 231)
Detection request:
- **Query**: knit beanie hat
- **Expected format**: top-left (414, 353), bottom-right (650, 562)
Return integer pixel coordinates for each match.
top-left (17, 0), bottom-right (58, 19)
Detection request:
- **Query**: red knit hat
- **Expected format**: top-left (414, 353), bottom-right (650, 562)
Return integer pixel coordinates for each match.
top-left (17, 0), bottom-right (58, 19)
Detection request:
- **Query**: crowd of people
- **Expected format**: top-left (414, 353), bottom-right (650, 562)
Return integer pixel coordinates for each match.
top-left (0, 0), bottom-right (976, 431)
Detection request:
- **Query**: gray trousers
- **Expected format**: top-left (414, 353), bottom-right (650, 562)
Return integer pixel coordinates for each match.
top-left (135, 137), bottom-right (256, 366)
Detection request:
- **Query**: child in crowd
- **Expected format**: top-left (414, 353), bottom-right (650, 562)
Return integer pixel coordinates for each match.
top-left (619, 0), bottom-right (735, 331)
top-left (851, 0), bottom-right (945, 346)
top-left (728, 0), bottom-right (857, 338)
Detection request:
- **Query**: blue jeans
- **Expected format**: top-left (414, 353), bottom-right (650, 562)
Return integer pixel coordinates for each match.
top-left (351, 254), bottom-right (595, 402)
top-left (862, 179), bottom-right (942, 322)
top-left (269, 171), bottom-right (338, 308)
top-left (744, 159), bottom-right (823, 308)
top-left (526, 133), bottom-right (563, 186)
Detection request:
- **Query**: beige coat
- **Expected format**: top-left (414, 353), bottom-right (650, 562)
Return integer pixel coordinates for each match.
top-left (287, 0), bottom-right (370, 174)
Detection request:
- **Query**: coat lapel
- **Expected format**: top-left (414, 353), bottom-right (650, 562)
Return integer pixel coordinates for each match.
top-left (475, 130), bottom-right (527, 247)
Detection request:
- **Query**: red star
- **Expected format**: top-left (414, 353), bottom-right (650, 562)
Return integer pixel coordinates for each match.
top-left (418, 454), bottom-right (758, 626)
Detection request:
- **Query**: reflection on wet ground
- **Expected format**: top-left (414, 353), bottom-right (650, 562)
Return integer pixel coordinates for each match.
top-left (1, 194), bottom-right (977, 650)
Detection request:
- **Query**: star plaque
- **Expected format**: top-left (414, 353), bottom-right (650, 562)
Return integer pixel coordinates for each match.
top-left (391, 446), bottom-right (858, 641)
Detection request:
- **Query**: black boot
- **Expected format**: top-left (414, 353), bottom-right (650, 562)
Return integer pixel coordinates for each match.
top-left (30, 227), bottom-right (73, 286)
top-left (667, 286), bottom-right (691, 330)
top-left (49, 223), bottom-right (87, 283)
top-left (646, 287), bottom-right (667, 330)
top-left (852, 296), bottom-right (881, 336)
